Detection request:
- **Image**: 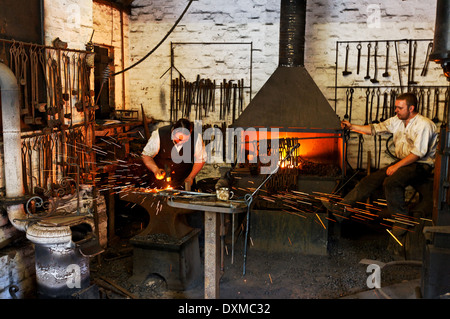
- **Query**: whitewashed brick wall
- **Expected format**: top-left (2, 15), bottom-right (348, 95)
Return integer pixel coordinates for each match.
top-left (92, 2), bottom-right (131, 110)
top-left (44, 0), bottom-right (94, 51)
top-left (128, 0), bottom-right (445, 172)
top-left (0, 242), bottom-right (35, 299)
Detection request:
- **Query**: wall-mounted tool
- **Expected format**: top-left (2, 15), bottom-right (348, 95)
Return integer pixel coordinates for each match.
top-left (421, 42), bottom-right (433, 77)
top-left (408, 41), bottom-right (418, 85)
top-left (369, 88), bottom-right (375, 124)
top-left (342, 44), bottom-right (352, 76)
top-left (372, 88), bottom-right (381, 124)
top-left (356, 43), bottom-right (362, 75)
top-left (364, 43), bottom-right (372, 80)
top-left (425, 88), bottom-right (432, 118)
top-left (344, 88), bottom-right (350, 120)
top-left (370, 42), bottom-right (379, 83)
top-left (380, 91), bottom-right (388, 122)
top-left (348, 88), bottom-right (354, 121)
top-left (382, 42), bottom-right (390, 77)
top-left (432, 88), bottom-right (440, 123)
top-left (364, 88), bottom-right (370, 125)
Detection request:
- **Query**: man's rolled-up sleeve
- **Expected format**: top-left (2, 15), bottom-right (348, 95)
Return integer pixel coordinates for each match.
top-left (142, 130), bottom-right (160, 157)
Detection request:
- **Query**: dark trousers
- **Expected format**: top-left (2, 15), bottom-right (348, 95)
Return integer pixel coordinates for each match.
top-left (342, 162), bottom-right (433, 216)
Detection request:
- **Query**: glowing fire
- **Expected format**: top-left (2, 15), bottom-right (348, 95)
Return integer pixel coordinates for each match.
top-left (141, 184), bottom-right (173, 193)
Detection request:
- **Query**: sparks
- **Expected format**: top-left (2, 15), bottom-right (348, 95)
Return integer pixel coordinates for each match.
top-left (315, 213), bottom-right (326, 229)
top-left (386, 229), bottom-right (403, 246)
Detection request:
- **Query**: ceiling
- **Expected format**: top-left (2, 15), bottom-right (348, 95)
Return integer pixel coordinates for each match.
top-left (97, 0), bottom-right (135, 10)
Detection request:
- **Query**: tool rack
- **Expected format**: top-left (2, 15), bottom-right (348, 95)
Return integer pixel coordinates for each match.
top-left (166, 42), bottom-right (254, 124)
top-left (333, 38), bottom-right (450, 171)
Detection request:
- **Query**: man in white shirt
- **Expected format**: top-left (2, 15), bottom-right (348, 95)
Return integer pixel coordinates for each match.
top-left (325, 92), bottom-right (438, 223)
top-left (142, 118), bottom-right (206, 189)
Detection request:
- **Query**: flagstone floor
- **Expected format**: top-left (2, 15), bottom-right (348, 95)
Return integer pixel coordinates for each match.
top-left (90, 220), bottom-right (422, 299)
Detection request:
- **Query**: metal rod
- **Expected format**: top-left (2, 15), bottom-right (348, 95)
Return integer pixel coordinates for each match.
top-left (336, 38), bottom-right (432, 45)
top-left (333, 85), bottom-right (449, 89)
top-left (0, 38), bottom-right (92, 54)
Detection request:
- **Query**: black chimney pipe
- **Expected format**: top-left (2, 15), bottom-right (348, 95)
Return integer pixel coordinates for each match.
top-left (279, 0), bottom-right (307, 67)
top-left (430, 0), bottom-right (450, 78)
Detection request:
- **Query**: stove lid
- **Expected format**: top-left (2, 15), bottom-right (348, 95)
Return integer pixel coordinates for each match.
top-left (232, 66), bottom-right (342, 132)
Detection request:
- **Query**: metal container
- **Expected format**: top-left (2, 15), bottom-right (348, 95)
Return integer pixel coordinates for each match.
top-left (34, 241), bottom-right (90, 299)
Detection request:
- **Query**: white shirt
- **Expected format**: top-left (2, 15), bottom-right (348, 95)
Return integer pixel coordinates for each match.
top-left (370, 114), bottom-right (438, 166)
top-left (142, 128), bottom-right (207, 163)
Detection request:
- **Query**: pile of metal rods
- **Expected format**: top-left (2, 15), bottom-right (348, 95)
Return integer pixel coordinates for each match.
top-left (233, 178), bottom-right (431, 247)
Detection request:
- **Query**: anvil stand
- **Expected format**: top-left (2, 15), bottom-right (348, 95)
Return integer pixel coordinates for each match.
top-left (124, 190), bottom-right (203, 291)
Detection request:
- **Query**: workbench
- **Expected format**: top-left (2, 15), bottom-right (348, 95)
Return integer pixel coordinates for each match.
top-left (167, 196), bottom-right (248, 299)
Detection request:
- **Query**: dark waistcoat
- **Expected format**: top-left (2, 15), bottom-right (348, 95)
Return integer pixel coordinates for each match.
top-left (152, 125), bottom-right (196, 187)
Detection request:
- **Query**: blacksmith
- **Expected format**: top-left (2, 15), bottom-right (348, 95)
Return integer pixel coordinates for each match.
top-left (142, 118), bottom-right (206, 190)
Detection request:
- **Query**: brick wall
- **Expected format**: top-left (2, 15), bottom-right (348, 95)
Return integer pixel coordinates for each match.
top-left (128, 0), bottom-right (445, 173)
top-left (0, 242), bottom-right (36, 299)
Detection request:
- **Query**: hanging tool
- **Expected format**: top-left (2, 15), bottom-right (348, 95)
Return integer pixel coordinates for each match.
top-left (364, 88), bottom-right (370, 125)
top-left (63, 54), bottom-right (72, 123)
top-left (371, 42), bottom-right (379, 84)
top-left (26, 45), bottom-right (39, 125)
top-left (421, 42), bottom-right (433, 77)
top-left (382, 41), bottom-right (390, 77)
top-left (390, 89), bottom-right (397, 118)
top-left (443, 88), bottom-right (449, 125)
top-left (381, 91), bottom-right (388, 122)
top-left (426, 88), bottom-right (432, 119)
top-left (356, 43), bottom-right (362, 75)
top-left (75, 56), bottom-right (83, 112)
top-left (344, 88), bottom-right (350, 120)
top-left (394, 41), bottom-right (404, 93)
top-left (373, 88), bottom-right (381, 124)
top-left (418, 88), bottom-right (425, 115)
top-left (66, 54), bottom-right (73, 126)
top-left (342, 44), bottom-right (352, 76)
top-left (364, 43), bottom-right (372, 80)
top-left (369, 88), bottom-right (376, 124)
top-left (432, 88), bottom-right (440, 124)
top-left (348, 88), bottom-right (354, 122)
top-left (408, 41), bottom-right (418, 85)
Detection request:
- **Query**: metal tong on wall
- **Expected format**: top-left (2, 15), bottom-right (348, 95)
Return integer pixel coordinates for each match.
top-left (3, 38), bottom-right (94, 132)
top-left (21, 127), bottom-right (94, 198)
